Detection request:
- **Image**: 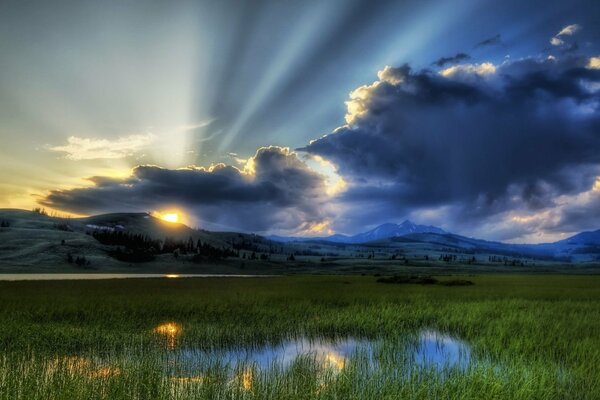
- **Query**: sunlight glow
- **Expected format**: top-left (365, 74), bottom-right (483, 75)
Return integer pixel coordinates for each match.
top-left (154, 322), bottom-right (182, 349)
top-left (236, 367), bottom-right (254, 390)
top-left (588, 56), bottom-right (600, 70)
top-left (305, 155), bottom-right (346, 196)
top-left (440, 62), bottom-right (497, 78)
top-left (321, 351), bottom-right (346, 371)
top-left (46, 356), bottom-right (121, 379)
top-left (162, 213), bottom-right (179, 223)
top-left (306, 220), bottom-right (333, 235)
top-left (217, 1), bottom-right (338, 152)
top-left (154, 210), bottom-right (186, 224)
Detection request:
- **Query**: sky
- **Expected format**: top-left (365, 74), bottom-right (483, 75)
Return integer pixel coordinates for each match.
top-left (0, 0), bottom-right (599, 243)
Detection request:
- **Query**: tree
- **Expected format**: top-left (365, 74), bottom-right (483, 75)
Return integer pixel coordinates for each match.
top-left (32, 207), bottom-right (48, 216)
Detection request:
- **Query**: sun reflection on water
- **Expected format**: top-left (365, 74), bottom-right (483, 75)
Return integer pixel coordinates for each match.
top-left (45, 356), bottom-right (121, 379)
top-left (320, 351), bottom-right (346, 371)
top-left (154, 322), bottom-right (182, 349)
top-left (236, 367), bottom-right (254, 390)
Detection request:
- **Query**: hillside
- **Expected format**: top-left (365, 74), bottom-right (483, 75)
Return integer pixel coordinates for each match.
top-left (1, 209), bottom-right (599, 273)
top-left (0, 209), bottom-right (291, 272)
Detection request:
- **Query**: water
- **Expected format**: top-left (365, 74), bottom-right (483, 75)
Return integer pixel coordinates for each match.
top-left (413, 330), bottom-right (471, 368)
top-left (42, 330), bottom-right (474, 386)
top-left (164, 330), bottom-right (472, 377)
top-left (0, 273), bottom-right (269, 281)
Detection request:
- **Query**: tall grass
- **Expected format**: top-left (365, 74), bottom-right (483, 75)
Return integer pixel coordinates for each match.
top-left (0, 275), bottom-right (598, 399)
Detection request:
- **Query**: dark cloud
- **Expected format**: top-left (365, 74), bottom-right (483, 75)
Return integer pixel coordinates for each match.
top-left (41, 146), bottom-right (331, 232)
top-left (474, 34), bottom-right (502, 48)
top-left (432, 53), bottom-right (471, 67)
top-left (300, 56), bottom-right (600, 235)
top-left (548, 191), bottom-right (600, 233)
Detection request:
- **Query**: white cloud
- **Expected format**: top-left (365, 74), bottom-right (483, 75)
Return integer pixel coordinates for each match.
top-left (48, 133), bottom-right (154, 160)
top-left (176, 120), bottom-right (214, 132)
top-left (439, 62), bottom-right (497, 78)
top-left (557, 24), bottom-right (580, 37)
top-left (550, 24), bottom-right (581, 46)
top-left (587, 56), bottom-right (600, 70)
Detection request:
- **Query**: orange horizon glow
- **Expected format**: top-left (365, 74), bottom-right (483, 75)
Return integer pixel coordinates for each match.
top-left (162, 213), bottom-right (179, 223)
top-left (154, 210), bottom-right (186, 224)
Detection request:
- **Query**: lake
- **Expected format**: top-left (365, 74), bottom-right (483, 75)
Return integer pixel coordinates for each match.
top-left (0, 273), bottom-right (269, 281)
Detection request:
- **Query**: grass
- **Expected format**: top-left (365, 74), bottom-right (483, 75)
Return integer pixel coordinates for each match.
top-left (0, 275), bottom-right (599, 399)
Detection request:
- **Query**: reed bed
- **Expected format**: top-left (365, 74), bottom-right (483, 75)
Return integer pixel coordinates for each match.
top-left (0, 275), bottom-right (598, 399)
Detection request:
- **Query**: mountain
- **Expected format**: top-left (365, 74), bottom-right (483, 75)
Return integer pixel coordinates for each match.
top-left (2, 208), bottom-right (600, 271)
top-left (268, 220), bottom-right (446, 244)
top-left (269, 221), bottom-right (600, 262)
top-left (350, 221), bottom-right (446, 243)
top-left (556, 230), bottom-right (600, 246)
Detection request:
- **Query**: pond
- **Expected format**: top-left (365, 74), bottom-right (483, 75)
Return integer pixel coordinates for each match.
top-left (160, 329), bottom-right (472, 378)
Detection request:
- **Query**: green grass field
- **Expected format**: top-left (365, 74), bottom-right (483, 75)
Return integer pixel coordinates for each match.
top-left (0, 275), bottom-right (598, 399)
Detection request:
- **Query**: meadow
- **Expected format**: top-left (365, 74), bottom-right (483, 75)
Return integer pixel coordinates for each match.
top-left (0, 274), bottom-right (599, 399)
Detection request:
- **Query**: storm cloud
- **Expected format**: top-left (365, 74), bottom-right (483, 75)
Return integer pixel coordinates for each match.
top-left (432, 53), bottom-right (471, 67)
top-left (41, 146), bottom-right (331, 232)
top-left (300, 55), bottom-right (600, 238)
top-left (474, 34), bottom-right (502, 48)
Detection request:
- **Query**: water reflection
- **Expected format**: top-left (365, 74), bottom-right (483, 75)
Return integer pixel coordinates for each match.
top-left (154, 322), bottom-right (182, 349)
top-left (413, 330), bottom-right (471, 370)
top-left (0, 273), bottom-right (270, 281)
top-left (45, 356), bottom-right (121, 379)
top-left (237, 367), bottom-right (254, 390)
top-left (170, 337), bottom-right (365, 375)
top-left (166, 330), bottom-right (472, 378)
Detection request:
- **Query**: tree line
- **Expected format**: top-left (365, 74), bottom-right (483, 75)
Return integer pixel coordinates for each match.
top-left (91, 230), bottom-right (237, 262)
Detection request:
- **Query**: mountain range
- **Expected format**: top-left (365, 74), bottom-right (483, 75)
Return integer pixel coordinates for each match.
top-left (1, 209), bottom-right (600, 271)
top-left (269, 220), bottom-right (446, 243)
top-left (269, 220), bottom-right (600, 263)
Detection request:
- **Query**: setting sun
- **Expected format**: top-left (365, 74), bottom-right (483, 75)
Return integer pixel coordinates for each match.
top-left (161, 213), bottom-right (179, 223)
top-left (153, 210), bottom-right (185, 224)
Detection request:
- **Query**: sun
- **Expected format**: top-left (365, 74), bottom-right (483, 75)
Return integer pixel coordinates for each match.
top-left (153, 210), bottom-right (187, 225)
top-left (161, 213), bottom-right (179, 223)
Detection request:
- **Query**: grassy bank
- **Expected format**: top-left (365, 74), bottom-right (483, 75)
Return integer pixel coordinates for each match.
top-left (0, 275), bottom-right (598, 399)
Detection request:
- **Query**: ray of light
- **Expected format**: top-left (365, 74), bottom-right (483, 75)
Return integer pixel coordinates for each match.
top-left (216, 1), bottom-right (342, 152)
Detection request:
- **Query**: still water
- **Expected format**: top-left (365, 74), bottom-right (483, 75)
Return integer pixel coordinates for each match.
top-left (161, 330), bottom-right (472, 376)
top-left (0, 274), bottom-right (267, 281)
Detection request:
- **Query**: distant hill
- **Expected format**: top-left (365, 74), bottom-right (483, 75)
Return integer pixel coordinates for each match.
top-left (556, 230), bottom-right (600, 246)
top-left (269, 220), bottom-right (445, 243)
top-left (0, 209), bottom-right (291, 271)
top-left (268, 220), bottom-right (600, 263)
top-left (1, 208), bottom-right (600, 271)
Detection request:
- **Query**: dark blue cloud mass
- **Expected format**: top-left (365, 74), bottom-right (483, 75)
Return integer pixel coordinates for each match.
top-left (20, 0), bottom-right (600, 241)
top-left (41, 147), bottom-right (332, 232)
top-left (300, 55), bottom-right (600, 238)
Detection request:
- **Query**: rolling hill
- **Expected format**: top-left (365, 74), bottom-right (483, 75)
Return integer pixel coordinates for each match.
top-left (1, 208), bottom-right (600, 272)
top-left (0, 209), bottom-right (293, 272)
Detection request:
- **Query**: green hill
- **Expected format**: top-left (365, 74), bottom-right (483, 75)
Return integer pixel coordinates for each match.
top-left (0, 209), bottom-right (286, 273)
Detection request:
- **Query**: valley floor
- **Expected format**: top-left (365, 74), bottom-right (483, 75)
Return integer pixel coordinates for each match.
top-left (0, 275), bottom-right (598, 399)
top-left (2, 257), bottom-right (600, 275)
